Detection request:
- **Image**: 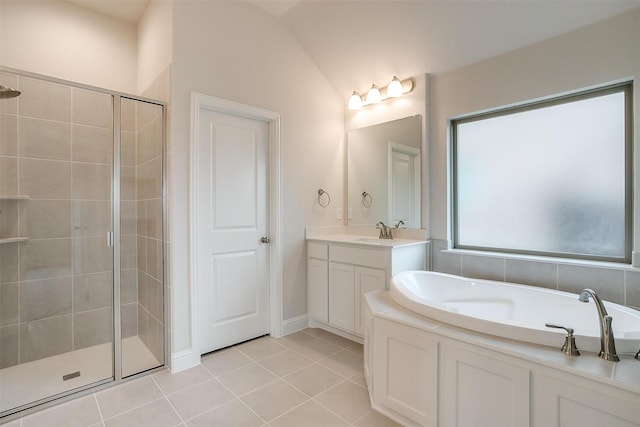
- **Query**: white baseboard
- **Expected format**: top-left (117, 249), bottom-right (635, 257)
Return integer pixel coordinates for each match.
top-left (170, 349), bottom-right (200, 373)
top-left (307, 319), bottom-right (363, 344)
top-left (280, 314), bottom-right (309, 336)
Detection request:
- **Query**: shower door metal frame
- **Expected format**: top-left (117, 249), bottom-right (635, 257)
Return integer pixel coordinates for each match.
top-left (113, 95), bottom-right (122, 381)
top-left (0, 67), bottom-right (168, 421)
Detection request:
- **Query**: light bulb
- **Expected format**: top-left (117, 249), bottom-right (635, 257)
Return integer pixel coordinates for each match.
top-left (365, 84), bottom-right (381, 104)
top-left (348, 91), bottom-right (363, 110)
top-left (386, 76), bottom-right (403, 98)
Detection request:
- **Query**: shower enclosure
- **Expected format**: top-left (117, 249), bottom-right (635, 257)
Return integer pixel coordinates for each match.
top-left (0, 69), bottom-right (165, 418)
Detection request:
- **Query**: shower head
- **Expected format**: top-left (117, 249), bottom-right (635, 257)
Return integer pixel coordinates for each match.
top-left (0, 84), bottom-right (21, 99)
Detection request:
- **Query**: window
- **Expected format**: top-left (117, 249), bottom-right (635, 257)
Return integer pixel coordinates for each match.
top-left (452, 82), bottom-right (632, 263)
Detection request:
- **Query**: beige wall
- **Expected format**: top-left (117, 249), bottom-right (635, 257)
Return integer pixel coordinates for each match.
top-left (169, 1), bottom-right (344, 355)
top-left (4, 0), bottom-right (637, 368)
top-left (0, 0), bottom-right (344, 366)
top-left (430, 8), bottom-right (640, 243)
top-left (137, 0), bottom-right (172, 95)
top-left (0, 0), bottom-right (138, 94)
top-left (0, 1), bottom-right (170, 369)
top-left (428, 9), bottom-right (640, 308)
top-left (344, 73), bottom-right (430, 229)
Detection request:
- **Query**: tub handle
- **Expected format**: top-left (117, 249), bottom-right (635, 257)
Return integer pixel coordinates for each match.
top-left (545, 323), bottom-right (581, 356)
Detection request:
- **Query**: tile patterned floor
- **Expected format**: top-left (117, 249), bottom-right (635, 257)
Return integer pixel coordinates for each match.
top-left (6, 328), bottom-right (401, 427)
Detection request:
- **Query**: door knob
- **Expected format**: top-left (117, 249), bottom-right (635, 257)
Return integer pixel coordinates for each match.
top-left (260, 237), bottom-right (270, 244)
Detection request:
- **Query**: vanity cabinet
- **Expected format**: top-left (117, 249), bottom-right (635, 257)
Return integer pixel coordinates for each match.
top-left (371, 322), bottom-right (530, 427)
top-left (307, 238), bottom-right (427, 338)
top-left (329, 263), bottom-right (386, 334)
top-left (307, 243), bottom-right (329, 322)
top-left (372, 317), bottom-right (438, 426)
top-left (354, 267), bottom-right (386, 335)
top-left (366, 291), bottom-right (640, 427)
top-left (328, 262), bottom-right (357, 331)
top-left (439, 342), bottom-right (530, 427)
top-left (532, 371), bottom-right (640, 427)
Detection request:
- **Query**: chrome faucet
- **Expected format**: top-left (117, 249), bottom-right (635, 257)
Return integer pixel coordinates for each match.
top-left (376, 221), bottom-right (393, 239)
top-left (578, 289), bottom-right (619, 362)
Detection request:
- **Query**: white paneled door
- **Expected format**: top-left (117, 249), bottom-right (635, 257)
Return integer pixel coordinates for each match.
top-left (196, 109), bottom-right (270, 354)
top-left (389, 143), bottom-right (420, 229)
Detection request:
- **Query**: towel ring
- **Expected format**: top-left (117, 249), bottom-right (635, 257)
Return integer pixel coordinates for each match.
top-left (317, 189), bottom-right (330, 207)
top-left (362, 191), bottom-right (372, 208)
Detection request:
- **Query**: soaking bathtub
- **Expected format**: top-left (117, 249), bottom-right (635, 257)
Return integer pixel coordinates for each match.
top-left (389, 271), bottom-right (640, 354)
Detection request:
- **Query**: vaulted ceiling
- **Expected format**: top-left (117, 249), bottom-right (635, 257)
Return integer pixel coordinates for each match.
top-left (272, 0), bottom-right (640, 98)
top-left (69, 0), bottom-right (640, 100)
top-left (67, 0), bottom-right (150, 23)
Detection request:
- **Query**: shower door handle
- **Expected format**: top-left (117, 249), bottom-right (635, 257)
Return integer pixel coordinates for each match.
top-left (107, 231), bottom-right (114, 247)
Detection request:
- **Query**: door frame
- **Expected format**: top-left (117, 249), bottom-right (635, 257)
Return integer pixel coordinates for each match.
top-left (189, 92), bottom-right (282, 360)
top-left (388, 142), bottom-right (421, 227)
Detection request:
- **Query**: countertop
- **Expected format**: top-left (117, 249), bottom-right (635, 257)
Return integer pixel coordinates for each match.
top-left (306, 234), bottom-right (428, 248)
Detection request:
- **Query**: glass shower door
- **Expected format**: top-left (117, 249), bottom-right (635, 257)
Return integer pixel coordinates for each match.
top-left (0, 72), bottom-right (114, 414)
top-left (120, 97), bottom-right (164, 377)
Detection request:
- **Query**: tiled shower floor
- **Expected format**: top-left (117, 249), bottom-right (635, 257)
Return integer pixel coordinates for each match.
top-left (5, 328), bottom-right (400, 426)
top-left (1, 336), bottom-right (159, 414)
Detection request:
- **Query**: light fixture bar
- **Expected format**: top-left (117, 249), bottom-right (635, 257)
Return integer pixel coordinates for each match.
top-left (347, 77), bottom-right (414, 110)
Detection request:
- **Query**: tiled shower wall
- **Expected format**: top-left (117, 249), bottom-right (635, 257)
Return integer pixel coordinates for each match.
top-left (120, 100), bottom-right (139, 341)
top-left (430, 238), bottom-right (640, 311)
top-left (0, 73), bottom-right (164, 369)
top-left (0, 74), bottom-right (116, 368)
top-left (132, 100), bottom-right (164, 363)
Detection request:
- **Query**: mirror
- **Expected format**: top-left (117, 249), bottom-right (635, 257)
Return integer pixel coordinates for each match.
top-left (347, 115), bottom-right (422, 228)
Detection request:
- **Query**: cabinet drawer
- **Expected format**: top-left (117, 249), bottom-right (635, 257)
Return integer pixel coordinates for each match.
top-left (330, 245), bottom-right (387, 268)
top-left (308, 242), bottom-right (328, 260)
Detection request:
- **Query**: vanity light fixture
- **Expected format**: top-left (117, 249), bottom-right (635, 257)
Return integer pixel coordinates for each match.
top-left (348, 76), bottom-right (414, 110)
top-left (386, 76), bottom-right (403, 98)
top-left (365, 84), bottom-right (382, 104)
top-left (348, 91), bottom-right (363, 110)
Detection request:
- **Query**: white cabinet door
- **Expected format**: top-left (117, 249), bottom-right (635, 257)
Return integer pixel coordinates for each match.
top-left (440, 342), bottom-right (530, 427)
top-left (355, 267), bottom-right (386, 335)
top-left (328, 262), bottom-right (355, 331)
top-left (307, 258), bottom-right (328, 322)
top-left (532, 371), bottom-right (640, 427)
top-left (373, 318), bottom-right (438, 427)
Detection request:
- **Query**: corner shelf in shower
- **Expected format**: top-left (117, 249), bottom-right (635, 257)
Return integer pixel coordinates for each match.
top-left (0, 237), bottom-right (29, 244)
top-left (0, 195), bottom-right (30, 200)
top-left (0, 196), bottom-right (30, 244)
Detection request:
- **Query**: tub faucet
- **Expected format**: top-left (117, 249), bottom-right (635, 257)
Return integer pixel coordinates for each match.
top-left (376, 221), bottom-right (392, 239)
top-left (578, 289), bottom-right (619, 362)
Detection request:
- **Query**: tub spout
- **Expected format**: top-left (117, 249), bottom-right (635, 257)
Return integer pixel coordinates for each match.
top-left (578, 289), bottom-right (619, 362)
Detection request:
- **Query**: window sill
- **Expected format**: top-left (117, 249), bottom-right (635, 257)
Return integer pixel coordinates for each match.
top-left (441, 248), bottom-right (639, 271)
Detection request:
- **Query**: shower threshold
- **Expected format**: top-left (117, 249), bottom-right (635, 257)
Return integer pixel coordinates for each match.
top-left (0, 336), bottom-right (160, 414)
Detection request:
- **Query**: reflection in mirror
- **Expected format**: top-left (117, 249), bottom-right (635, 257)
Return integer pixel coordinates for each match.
top-left (347, 115), bottom-right (421, 227)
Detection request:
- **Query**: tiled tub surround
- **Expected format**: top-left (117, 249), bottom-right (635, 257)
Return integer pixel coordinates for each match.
top-left (364, 290), bottom-right (640, 427)
top-left (0, 73), bottom-right (118, 368)
top-left (430, 238), bottom-right (640, 311)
